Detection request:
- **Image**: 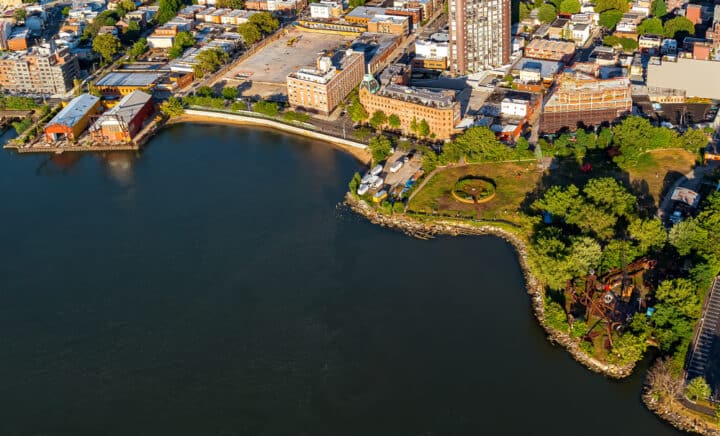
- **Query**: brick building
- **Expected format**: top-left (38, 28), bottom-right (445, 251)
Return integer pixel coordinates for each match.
top-left (90, 90), bottom-right (155, 143)
top-left (0, 45), bottom-right (80, 95)
top-left (287, 49), bottom-right (365, 115)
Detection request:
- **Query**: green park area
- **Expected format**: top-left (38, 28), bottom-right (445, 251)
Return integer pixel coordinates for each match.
top-left (358, 115), bottom-right (720, 409)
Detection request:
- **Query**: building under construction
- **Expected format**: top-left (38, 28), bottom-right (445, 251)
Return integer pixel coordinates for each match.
top-left (540, 70), bottom-right (632, 133)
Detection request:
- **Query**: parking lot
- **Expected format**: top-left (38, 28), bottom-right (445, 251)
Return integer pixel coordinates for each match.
top-left (361, 151), bottom-right (423, 199)
top-left (223, 30), bottom-right (355, 85)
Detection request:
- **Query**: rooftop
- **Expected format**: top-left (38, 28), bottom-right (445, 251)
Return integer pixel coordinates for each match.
top-left (47, 94), bottom-right (99, 128)
top-left (95, 90), bottom-right (152, 126)
top-left (346, 6), bottom-right (386, 19)
top-left (379, 83), bottom-right (455, 108)
top-left (96, 72), bottom-right (162, 87)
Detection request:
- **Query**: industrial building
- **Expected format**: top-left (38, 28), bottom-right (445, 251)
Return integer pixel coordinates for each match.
top-left (523, 39), bottom-right (576, 63)
top-left (286, 49), bottom-right (365, 115)
top-left (90, 91), bottom-right (155, 143)
top-left (541, 70), bottom-right (632, 133)
top-left (95, 72), bottom-right (163, 96)
top-left (448, 0), bottom-right (510, 74)
top-left (44, 94), bottom-right (101, 142)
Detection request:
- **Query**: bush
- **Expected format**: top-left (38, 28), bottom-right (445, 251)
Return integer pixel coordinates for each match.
top-left (221, 87), bottom-right (238, 100)
top-left (253, 100), bottom-right (279, 117)
top-left (283, 111), bottom-right (311, 123)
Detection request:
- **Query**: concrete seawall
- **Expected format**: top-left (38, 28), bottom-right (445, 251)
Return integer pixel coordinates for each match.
top-left (176, 109), bottom-right (371, 164)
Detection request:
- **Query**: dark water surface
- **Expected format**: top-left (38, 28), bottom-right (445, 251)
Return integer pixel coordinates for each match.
top-left (0, 124), bottom-right (682, 435)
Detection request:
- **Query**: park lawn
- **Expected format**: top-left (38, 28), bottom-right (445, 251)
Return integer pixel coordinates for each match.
top-left (407, 149), bottom-right (698, 223)
top-left (407, 161), bottom-right (540, 223)
top-left (626, 149), bottom-right (697, 203)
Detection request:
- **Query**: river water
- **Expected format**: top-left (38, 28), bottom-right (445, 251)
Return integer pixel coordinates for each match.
top-left (0, 123), bottom-right (683, 435)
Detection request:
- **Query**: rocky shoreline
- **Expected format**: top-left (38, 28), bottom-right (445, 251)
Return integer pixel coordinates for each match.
top-left (345, 193), bottom-right (635, 379)
top-left (643, 393), bottom-right (720, 435)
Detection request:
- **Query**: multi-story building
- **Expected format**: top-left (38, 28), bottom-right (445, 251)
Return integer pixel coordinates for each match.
top-left (448, 0), bottom-right (510, 74)
top-left (686, 4), bottom-right (702, 25)
top-left (367, 14), bottom-right (410, 35)
top-left (0, 44), bottom-right (80, 95)
top-left (358, 69), bottom-right (461, 140)
top-left (413, 39), bottom-right (449, 69)
top-left (287, 49), bottom-right (365, 115)
top-left (310, 1), bottom-right (343, 18)
top-left (540, 70), bottom-right (632, 133)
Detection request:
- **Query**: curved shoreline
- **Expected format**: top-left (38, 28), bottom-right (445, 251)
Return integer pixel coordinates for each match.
top-left (167, 111), bottom-right (372, 165)
top-left (345, 194), bottom-right (635, 379)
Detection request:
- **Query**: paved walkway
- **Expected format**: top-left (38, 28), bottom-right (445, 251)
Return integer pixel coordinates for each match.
top-left (657, 162), bottom-right (716, 221)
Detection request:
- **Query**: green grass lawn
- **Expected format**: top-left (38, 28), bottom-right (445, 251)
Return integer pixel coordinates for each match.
top-left (407, 149), bottom-right (698, 223)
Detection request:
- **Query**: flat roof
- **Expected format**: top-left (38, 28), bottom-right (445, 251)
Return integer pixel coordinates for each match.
top-left (96, 72), bottom-right (162, 87)
top-left (647, 58), bottom-right (720, 100)
top-left (47, 94), bottom-right (99, 127)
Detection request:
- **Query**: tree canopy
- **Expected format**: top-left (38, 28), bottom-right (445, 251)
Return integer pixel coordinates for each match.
top-left (192, 48), bottom-right (229, 78)
top-left (537, 4), bottom-right (557, 23)
top-left (637, 17), bottom-right (663, 35)
top-left (248, 12), bottom-right (279, 34)
top-left (238, 22), bottom-right (262, 45)
top-left (368, 134), bottom-right (392, 163)
top-left (92, 33), bottom-right (121, 63)
top-left (594, 0), bottom-right (628, 12)
top-left (559, 0), bottom-right (581, 13)
top-left (598, 9), bottom-right (624, 29)
top-left (663, 16), bottom-right (695, 39)
top-left (651, 0), bottom-right (667, 17)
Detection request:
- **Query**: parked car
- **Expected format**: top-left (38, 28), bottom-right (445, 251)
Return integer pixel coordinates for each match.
top-left (372, 190), bottom-right (388, 203)
top-left (371, 177), bottom-right (384, 189)
top-left (357, 183), bottom-right (370, 196)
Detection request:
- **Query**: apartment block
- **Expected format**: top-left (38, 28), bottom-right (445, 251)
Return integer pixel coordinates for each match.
top-left (287, 49), bottom-right (365, 115)
top-left (0, 45), bottom-right (80, 95)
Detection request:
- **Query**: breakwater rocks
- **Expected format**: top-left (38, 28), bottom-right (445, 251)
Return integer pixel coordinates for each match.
top-left (345, 194), bottom-right (635, 380)
top-left (643, 394), bottom-right (720, 435)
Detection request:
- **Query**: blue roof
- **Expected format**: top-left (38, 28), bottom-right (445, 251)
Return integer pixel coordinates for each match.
top-left (47, 94), bottom-right (99, 128)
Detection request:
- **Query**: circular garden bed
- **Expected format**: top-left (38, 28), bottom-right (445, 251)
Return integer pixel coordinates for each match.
top-left (451, 176), bottom-right (496, 204)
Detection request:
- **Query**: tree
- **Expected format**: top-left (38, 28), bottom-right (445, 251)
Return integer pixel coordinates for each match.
top-left (410, 117), bottom-right (418, 133)
top-left (559, 0), bottom-right (580, 14)
top-left (160, 97), bottom-right (184, 117)
top-left (653, 279), bottom-right (701, 352)
top-left (92, 33), bottom-right (121, 63)
top-left (348, 95), bottom-right (369, 123)
top-left (193, 48), bottom-right (229, 78)
top-left (62, 6), bottom-right (70, 16)
top-left (669, 219), bottom-right (708, 255)
top-left (348, 0), bottom-right (366, 7)
top-left (646, 357), bottom-right (683, 399)
top-left (253, 100), bottom-right (279, 117)
top-left (418, 119), bottom-right (430, 138)
top-left (238, 22), bottom-right (262, 45)
top-left (157, 0), bottom-right (182, 24)
top-left (651, 0), bottom-right (667, 18)
top-left (353, 126), bottom-right (372, 141)
top-left (663, 16), bottom-right (695, 39)
top-left (388, 113), bottom-right (401, 130)
top-left (348, 172), bottom-right (362, 194)
top-left (599, 9), bottom-right (624, 29)
top-left (248, 12), bottom-right (279, 34)
top-left (594, 0), bottom-right (629, 12)
top-left (368, 134), bottom-right (392, 163)
top-left (674, 128), bottom-right (709, 152)
top-left (120, 0), bottom-right (137, 11)
top-left (583, 177), bottom-right (636, 217)
top-left (628, 218), bottom-right (667, 253)
top-left (597, 127), bottom-right (613, 149)
top-left (222, 86), bottom-right (238, 100)
top-left (637, 17), bottom-right (663, 35)
top-left (196, 86), bottom-right (214, 97)
top-left (685, 377), bottom-right (711, 402)
top-left (129, 37), bottom-right (147, 60)
top-left (174, 31), bottom-right (195, 49)
top-left (13, 8), bottom-right (26, 22)
top-left (369, 110), bottom-right (387, 130)
top-left (537, 4), bottom-right (557, 23)
top-left (216, 0), bottom-right (244, 8)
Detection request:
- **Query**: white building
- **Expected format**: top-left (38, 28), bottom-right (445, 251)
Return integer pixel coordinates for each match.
top-left (415, 39), bottom-right (449, 60)
top-left (147, 35), bottom-right (174, 49)
top-left (572, 23), bottom-right (590, 45)
top-left (310, 1), bottom-right (343, 18)
top-left (500, 97), bottom-right (529, 117)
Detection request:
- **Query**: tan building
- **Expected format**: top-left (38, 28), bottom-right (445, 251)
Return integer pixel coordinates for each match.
top-left (541, 70), bottom-right (632, 133)
top-left (367, 14), bottom-right (409, 35)
top-left (449, 0), bottom-right (510, 74)
top-left (524, 39), bottom-right (576, 63)
top-left (0, 45), bottom-right (80, 95)
top-left (358, 73), bottom-right (461, 140)
top-left (287, 49), bottom-right (365, 115)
